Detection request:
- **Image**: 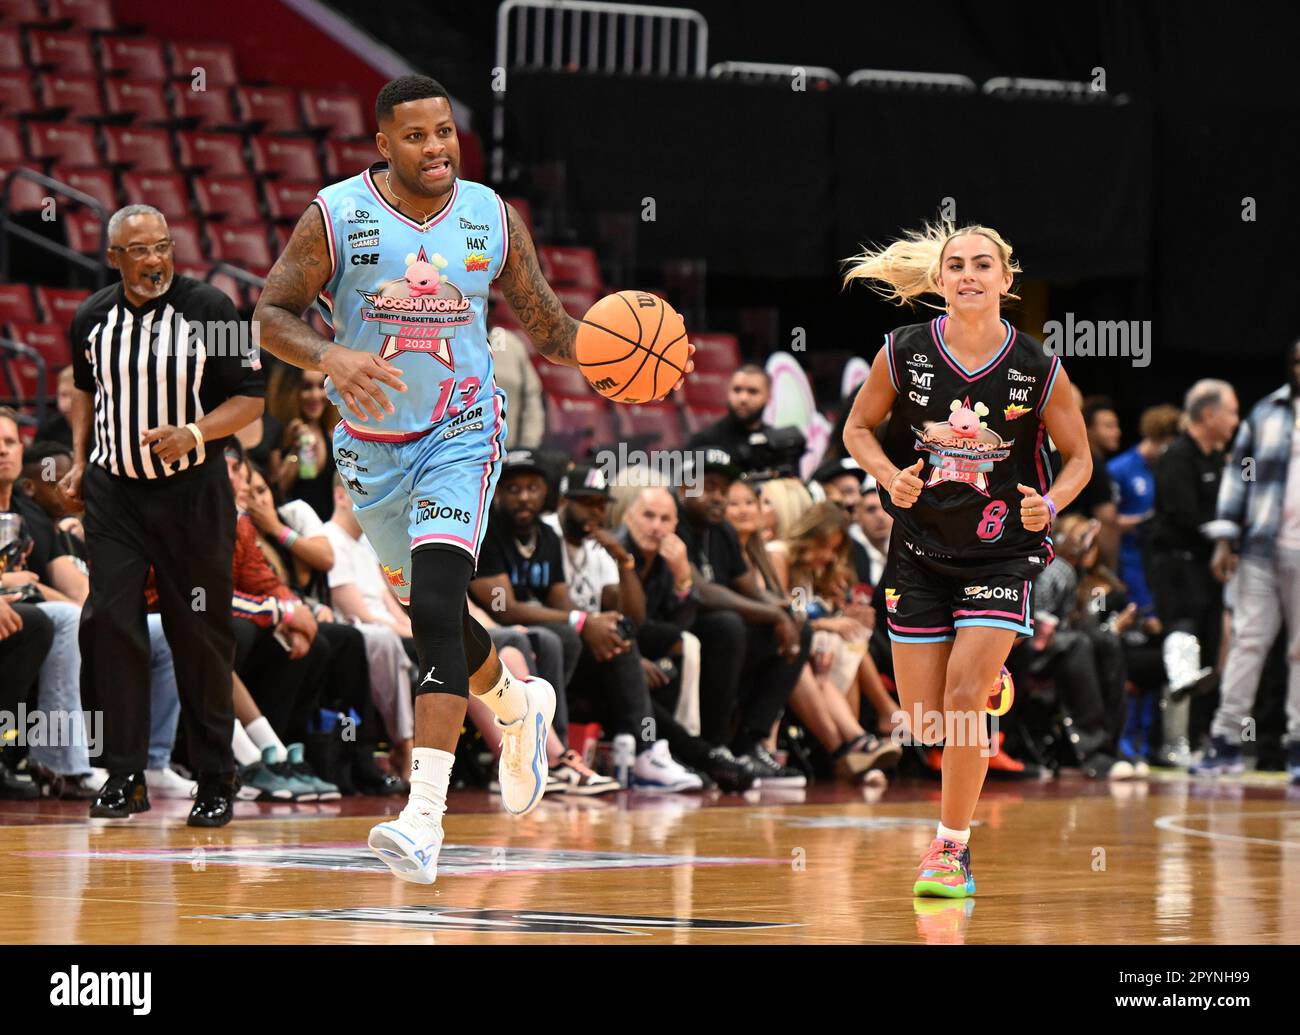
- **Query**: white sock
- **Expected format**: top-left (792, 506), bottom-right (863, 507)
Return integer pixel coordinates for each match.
top-left (937, 823), bottom-right (970, 845)
top-left (472, 665), bottom-right (527, 724)
top-left (231, 721), bottom-right (261, 767)
top-left (245, 716), bottom-right (286, 763)
top-left (408, 747), bottom-right (455, 823)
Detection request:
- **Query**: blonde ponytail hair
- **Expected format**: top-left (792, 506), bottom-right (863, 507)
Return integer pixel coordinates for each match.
top-left (841, 221), bottom-right (1022, 309)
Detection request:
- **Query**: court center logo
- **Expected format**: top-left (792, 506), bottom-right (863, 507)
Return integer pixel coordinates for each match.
top-left (913, 396), bottom-right (1013, 496)
top-left (357, 246), bottom-right (474, 368)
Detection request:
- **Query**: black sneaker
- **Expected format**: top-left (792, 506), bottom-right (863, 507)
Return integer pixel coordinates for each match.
top-left (0, 756), bottom-right (37, 800)
top-left (737, 743), bottom-right (807, 788)
top-left (354, 750), bottom-right (405, 795)
top-left (188, 776), bottom-right (237, 827)
top-left (704, 746), bottom-right (758, 792)
top-left (90, 771), bottom-right (150, 818)
top-left (29, 763), bottom-right (99, 800)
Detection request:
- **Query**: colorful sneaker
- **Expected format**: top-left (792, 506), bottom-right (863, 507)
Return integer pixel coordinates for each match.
top-left (496, 676), bottom-right (556, 816)
top-left (987, 665), bottom-right (1014, 716)
top-left (550, 749), bottom-right (619, 796)
top-left (1192, 735), bottom-right (1245, 776)
top-left (261, 746), bottom-right (318, 801)
top-left (913, 837), bottom-right (976, 898)
top-left (283, 743), bottom-right (341, 801)
top-left (236, 752), bottom-right (295, 801)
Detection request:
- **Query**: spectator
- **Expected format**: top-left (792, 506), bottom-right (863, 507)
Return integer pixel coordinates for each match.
top-left (234, 402), bottom-right (285, 492)
top-left (675, 449), bottom-right (810, 786)
top-left (1147, 379), bottom-right (1238, 766)
top-left (34, 366), bottom-right (74, 449)
top-left (853, 476), bottom-right (892, 585)
top-left (244, 461), bottom-right (335, 599)
top-left (687, 365), bottom-right (806, 477)
top-left (268, 364), bottom-right (339, 522)
top-left (549, 471), bottom-right (753, 791)
top-left (471, 451), bottom-right (703, 791)
top-left (811, 457), bottom-right (876, 587)
top-left (759, 477), bottom-right (814, 543)
top-left (1200, 342), bottom-right (1300, 779)
top-left (0, 597), bottom-right (52, 798)
top-left (1065, 395), bottom-right (1122, 570)
top-left (488, 322), bottom-right (545, 450)
top-left (1107, 404), bottom-right (1182, 618)
top-left (727, 482), bottom-right (900, 781)
top-left (0, 407), bottom-right (96, 798)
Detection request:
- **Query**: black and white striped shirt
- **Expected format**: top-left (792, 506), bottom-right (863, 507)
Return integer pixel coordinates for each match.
top-left (69, 275), bottom-right (264, 480)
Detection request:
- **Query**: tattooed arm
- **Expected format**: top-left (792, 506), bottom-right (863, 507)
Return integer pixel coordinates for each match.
top-left (253, 206), bottom-right (406, 424)
top-left (498, 202), bottom-right (580, 368)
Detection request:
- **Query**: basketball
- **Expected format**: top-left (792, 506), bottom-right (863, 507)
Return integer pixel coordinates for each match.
top-left (575, 290), bottom-right (690, 404)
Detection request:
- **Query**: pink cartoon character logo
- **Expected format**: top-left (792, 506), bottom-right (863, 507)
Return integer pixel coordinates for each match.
top-left (357, 247), bottom-right (473, 369)
top-left (403, 260), bottom-right (443, 297)
top-left (911, 396), bottom-right (1012, 496)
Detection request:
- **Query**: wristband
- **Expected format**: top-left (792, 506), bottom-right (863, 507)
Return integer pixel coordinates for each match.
top-left (568, 609), bottom-right (588, 633)
top-left (674, 580), bottom-right (693, 599)
top-left (280, 599), bottom-right (295, 625)
top-left (185, 422), bottom-right (204, 450)
top-left (277, 525), bottom-right (299, 549)
top-left (1044, 496), bottom-right (1057, 521)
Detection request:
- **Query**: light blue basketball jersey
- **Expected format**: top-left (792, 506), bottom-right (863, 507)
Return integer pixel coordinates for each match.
top-left (313, 164), bottom-right (509, 441)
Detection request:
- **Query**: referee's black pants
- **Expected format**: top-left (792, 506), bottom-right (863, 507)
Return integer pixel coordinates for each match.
top-left (79, 461), bottom-right (237, 779)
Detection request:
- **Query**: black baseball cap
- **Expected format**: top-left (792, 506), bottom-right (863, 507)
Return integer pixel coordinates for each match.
top-left (683, 447), bottom-right (743, 483)
top-left (560, 463), bottom-right (612, 499)
top-left (812, 456), bottom-right (867, 487)
top-left (500, 449), bottom-right (549, 482)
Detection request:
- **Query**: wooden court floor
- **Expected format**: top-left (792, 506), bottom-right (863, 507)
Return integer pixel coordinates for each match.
top-left (3, 772), bottom-right (1300, 945)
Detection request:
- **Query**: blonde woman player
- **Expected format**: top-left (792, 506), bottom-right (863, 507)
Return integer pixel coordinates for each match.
top-left (841, 223), bottom-right (1091, 898)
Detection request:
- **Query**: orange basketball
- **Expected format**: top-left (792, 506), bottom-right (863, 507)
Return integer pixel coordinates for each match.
top-left (575, 290), bottom-right (690, 404)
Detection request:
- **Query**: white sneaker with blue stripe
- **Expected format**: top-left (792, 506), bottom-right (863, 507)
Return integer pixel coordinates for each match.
top-left (367, 807), bottom-right (444, 884)
top-left (496, 677), bottom-right (556, 816)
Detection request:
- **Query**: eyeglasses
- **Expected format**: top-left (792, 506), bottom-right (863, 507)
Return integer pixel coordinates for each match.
top-left (110, 240), bottom-right (174, 260)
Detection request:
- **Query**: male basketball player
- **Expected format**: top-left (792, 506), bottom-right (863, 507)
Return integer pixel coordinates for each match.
top-left (253, 75), bottom-right (689, 884)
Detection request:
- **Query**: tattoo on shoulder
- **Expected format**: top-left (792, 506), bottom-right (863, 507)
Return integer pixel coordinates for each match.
top-left (501, 206), bottom-right (577, 364)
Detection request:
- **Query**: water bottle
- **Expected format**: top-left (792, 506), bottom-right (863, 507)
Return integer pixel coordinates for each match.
top-left (297, 425), bottom-right (319, 480)
top-left (612, 733), bottom-right (635, 788)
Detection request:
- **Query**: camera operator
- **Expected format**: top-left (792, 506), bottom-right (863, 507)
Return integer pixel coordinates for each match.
top-left (687, 365), bottom-right (806, 478)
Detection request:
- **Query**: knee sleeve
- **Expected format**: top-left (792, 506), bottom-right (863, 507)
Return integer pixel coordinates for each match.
top-left (410, 546), bottom-right (475, 697)
top-left (462, 606), bottom-right (493, 676)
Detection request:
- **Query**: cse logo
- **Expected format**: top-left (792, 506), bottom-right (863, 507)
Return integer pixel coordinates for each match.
top-left (350, 253), bottom-right (378, 265)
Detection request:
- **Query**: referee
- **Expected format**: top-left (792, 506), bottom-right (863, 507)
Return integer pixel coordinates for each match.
top-left (61, 204), bottom-right (265, 826)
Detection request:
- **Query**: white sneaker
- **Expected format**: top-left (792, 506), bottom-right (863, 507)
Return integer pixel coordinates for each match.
top-left (368, 807), bottom-right (443, 884)
top-left (632, 740), bottom-right (704, 792)
top-left (496, 677), bottom-right (556, 816)
top-left (145, 766), bottom-right (197, 798)
top-left (550, 749), bottom-right (619, 796)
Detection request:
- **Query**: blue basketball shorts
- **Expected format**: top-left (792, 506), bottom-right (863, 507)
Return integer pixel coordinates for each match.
top-left (331, 388), bottom-right (508, 605)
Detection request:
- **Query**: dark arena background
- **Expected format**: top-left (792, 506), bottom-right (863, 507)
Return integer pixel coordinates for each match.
top-left (0, 0), bottom-right (1297, 1014)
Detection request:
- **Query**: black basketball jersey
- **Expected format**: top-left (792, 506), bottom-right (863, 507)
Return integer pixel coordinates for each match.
top-left (877, 316), bottom-right (1062, 561)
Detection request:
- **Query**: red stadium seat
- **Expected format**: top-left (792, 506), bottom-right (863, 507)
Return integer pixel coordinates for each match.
top-left (27, 32), bottom-right (95, 75)
top-left (167, 41), bottom-right (239, 88)
top-left (538, 245), bottom-right (602, 290)
top-left (61, 205), bottom-right (103, 252)
top-left (171, 84), bottom-right (237, 129)
top-left (206, 221), bottom-right (272, 274)
top-left (176, 130), bottom-right (247, 177)
top-left (0, 1), bottom-right (42, 25)
top-left (27, 121), bottom-right (96, 165)
top-left (166, 216), bottom-right (204, 265)
top-left (322, 138), bottom-right (375, 181)
top-left (249, 136), bottom-right (320, 182)
top-left (34, 286), bottom-right (88, 329)
top-left (52, 164), bottom-right (117, 210)
top-left (682, 371), bottom-right (731, 409)
top-left (0, 116), bottom-right (19, 160)
top-left (0, 283), bottom-right (35, 323)
top-left (554, 286), bottom-right (598, 319)
top-left (538, 362), bottom-right (591, 399)
top-left (121, 171), bottom-right (189, 219)
top-left (104, 79), bottom-right (169, 124)
top-left (690, 331), bottom-right (741, 373)
top-left (36, 73), bottom-right (103, 119)
top-left (0, 163), bottom-right (50, 211)
top-left (46, 0), bottom-right (115, 30)
top-left (262, 179), bottom-right (317, 222)
top-left (617, 399), bottom-right (685, 450)
top-left (1, 352), bottom-right (42, 403)
top-left (7, 321), bottom-right (70, 369)
top-left (99, 36), bottom-right (168, 80)
top-left (504, 196), bottom-right (533, 238)
top-left (233, 85), bottom-right (301, 134)
top-left (192, 175), bottom-right (260, 222)
top-left (546, 394), bottom-right (616, 455)
top-left (684, 404), bottom-right (726, 433)
top-left (0, 73), bottom-right (38, 117)
top-left (300, 90), bottom-right (367, 138)
top-left (182, 265), bottom-right (242, 307)
top-left (101, 126), bottom-right (174, 172)
top-left (0, 27), bottom-right (22, 70)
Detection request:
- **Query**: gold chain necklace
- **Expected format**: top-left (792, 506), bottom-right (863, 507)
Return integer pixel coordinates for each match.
top-left (384, 172), bottom-right (440, 223)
